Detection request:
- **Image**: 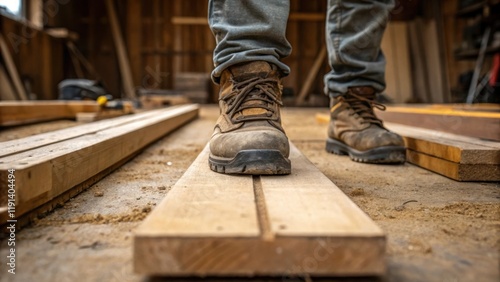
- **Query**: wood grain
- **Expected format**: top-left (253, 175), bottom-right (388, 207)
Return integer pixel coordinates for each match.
top-left (134, 143), bottom-right (385, 276)
top-left (385, 123), bottom-right (500, 165)
top-left (376, 106), bottom-right (500, 141)
top-left (0, 33), bottom-right (28, 100)
top-left (407, 150), bottom-right (500, 181)
top-left (0, 105), bottom-right (199, 222)
top-left (0, 101), bottom-right (99, 126)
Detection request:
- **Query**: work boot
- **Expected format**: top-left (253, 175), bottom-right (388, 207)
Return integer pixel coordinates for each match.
top-left (326, 86), bottom-right (406, 163)
top-left (209, 61), bottom-right (291, 175)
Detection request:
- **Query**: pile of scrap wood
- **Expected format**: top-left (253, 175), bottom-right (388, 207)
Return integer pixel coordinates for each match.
top-left (0, 105), bottom-right (199, 226)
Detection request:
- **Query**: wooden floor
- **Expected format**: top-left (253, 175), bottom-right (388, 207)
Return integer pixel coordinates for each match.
top-left (134, 143), bottom-right (385, 276)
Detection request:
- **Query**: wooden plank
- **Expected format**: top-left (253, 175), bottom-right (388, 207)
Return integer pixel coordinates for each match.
top-left (385, 123), bottom-right (500, 164)
top-left (0, 101), bottom-right (100, 126)
top-left (376, 106), bottom-right (500, 141)
top-left (0, 105), bottom-right (199, 222)
top-left (0, 108), bottom-right (168, 158)
top-left (105, 0), bottom-right (136, 99)
top-left (134, 143), bottom-right (385, 276)
top-left (316, 113), bottom-right (499, 181)
top-left (407, 150), bottom-right (500, 181)
top-left (0, 33), bottom-right (28, 100)
top-left (0, 100), bottom-right (134, 126)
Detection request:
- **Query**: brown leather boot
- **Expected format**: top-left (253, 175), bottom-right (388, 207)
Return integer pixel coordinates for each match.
top-left (209, 61), bottom-right (291, 175)
top-left (326, 86), bottom-right (406, 163)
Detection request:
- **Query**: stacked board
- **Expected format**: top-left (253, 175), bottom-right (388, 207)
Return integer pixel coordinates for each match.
top-left (0, 105), bottom-right (199, 224)
top-left (375, 104), bottom-right (500, 141)
top-left (315, 113), bottom-right (499, 181)
top-left (134, 143), bottom-right (386, 277)
top-left (385, 123), bottom-right (500, 181)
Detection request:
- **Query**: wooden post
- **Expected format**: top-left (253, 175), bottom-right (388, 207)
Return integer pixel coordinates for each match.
top-left (105, 0), bottom-right (136, 99)
top-left (0, 33), bottom-right (28, 100)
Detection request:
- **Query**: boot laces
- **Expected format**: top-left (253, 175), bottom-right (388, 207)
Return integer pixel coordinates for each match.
top-left (345, 92), bottom-right (386, 125)
top-left (222, 76), bottom-right (282, 123)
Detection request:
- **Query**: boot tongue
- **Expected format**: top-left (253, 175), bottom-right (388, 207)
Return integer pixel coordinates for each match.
top-left (347, 87), bottom-right (383, 127)
top-left (230, 61), bottom-right (277, 118)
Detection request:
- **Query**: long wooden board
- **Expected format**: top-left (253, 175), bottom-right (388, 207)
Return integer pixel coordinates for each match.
top-left (0, 105), bottom-right (199, 222)
top-left (384, 123), bottom-right (500, 165)
top-left (315, 113), bottom-right (499, 181)
top-left (0, 100), bottom-right (134, 126)
top-left (407, 150), bottom-right (500, 181)
top-left (0, 108), bottom-right (166, 158)
top-left (134, 143), bottom-right (385, 276)
top-left (375, 105), bottom-right (500, 141)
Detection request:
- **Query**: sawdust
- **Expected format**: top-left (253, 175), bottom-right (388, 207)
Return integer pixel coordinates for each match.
top-left (33, 204), bottom-right (154, 226)
top-left (349, 188), bottom-right (366, 197)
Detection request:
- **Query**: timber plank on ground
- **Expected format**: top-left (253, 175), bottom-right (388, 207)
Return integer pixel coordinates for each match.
top-left (384, 123), bottom-right (500, 165)
top-left (0, 108), bottom-right (167, 158)
top-left (134, 143), bottom-right (385, 276)
top-left (0, 101), bottom-right (134, 126)
top-left (375, 104), bottom-right (500, 141)
top-left (406, 150), bottom-right (500, 181)
top-left (0, 105), bottom-right (199, 223)
top-left (316, 113), bottom-right (499, 181)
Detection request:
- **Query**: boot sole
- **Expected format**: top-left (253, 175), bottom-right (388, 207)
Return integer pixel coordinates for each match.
top-left (209, 149), bottom-right (291, 175)
top-left (326, 138), bottom-right (406, 164)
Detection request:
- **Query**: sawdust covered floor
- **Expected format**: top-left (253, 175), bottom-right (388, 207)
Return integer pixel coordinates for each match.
top-left (0, 105), bottom-right (498, 282)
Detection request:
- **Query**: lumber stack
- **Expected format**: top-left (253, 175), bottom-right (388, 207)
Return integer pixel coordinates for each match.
top-left (0, 105), bottom-right (199, 224)
top-left (0, 100), bottom-right (134, 126)
top-left (385, 123), bottom-right (500, 181)
top-left (315, 113), bottom-right (499, 181)
top-left (134, 143), bottom-right (385, 276)
top-left (375, 104), bottom-right (500, 141)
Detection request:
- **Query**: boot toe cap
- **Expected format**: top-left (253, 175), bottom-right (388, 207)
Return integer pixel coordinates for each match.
top-left (210, 128), bottom-right (290, 159)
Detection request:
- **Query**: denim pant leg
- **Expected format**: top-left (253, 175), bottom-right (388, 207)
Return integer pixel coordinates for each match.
top-left (324, 0), bottom-right (395, 97)
top-left (208, 0), bottom-right (292, 83)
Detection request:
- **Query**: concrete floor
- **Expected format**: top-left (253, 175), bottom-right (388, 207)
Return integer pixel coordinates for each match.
top-left (1, 105), bottom-right (499, 282)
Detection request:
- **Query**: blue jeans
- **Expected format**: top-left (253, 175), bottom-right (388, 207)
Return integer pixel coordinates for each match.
top-left (209, 0), bottom-right (395, 96)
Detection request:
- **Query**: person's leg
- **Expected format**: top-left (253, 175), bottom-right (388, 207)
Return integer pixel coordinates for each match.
top-left (208, 0), bottom-right (292, 175)
top-left (324, 0), bottom-right (406, 164)
top-left (209, 0), bottom-right (291, 83)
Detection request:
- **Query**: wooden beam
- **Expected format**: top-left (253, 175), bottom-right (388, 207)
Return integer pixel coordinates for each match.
top-left (385, 123), bottom-right (500, 165)
top-left (316, 113), bottom-right (499, 181)
top-left (375, 105), bottom-right (500, 141)
top-left (0, 105), bottom-right (199, 223)
top-left (295, 46), bottom-right (327, 105)
top-left (0, 108), bottom-right (168, 158)
top-left (406, 150), bottom-right (499, 181)
top-left (0, 101), bottom-right (134, 126)
top-left (0, 33), bottom-right (28, 100)
top-left (0, 62), bottom-right (18, 100)
top-left (105, 0), bottom-right (136, 99)
top-left (134, 143), bottom-right (385, 276)
top-left (27, 0), bottom-right (43, 28)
